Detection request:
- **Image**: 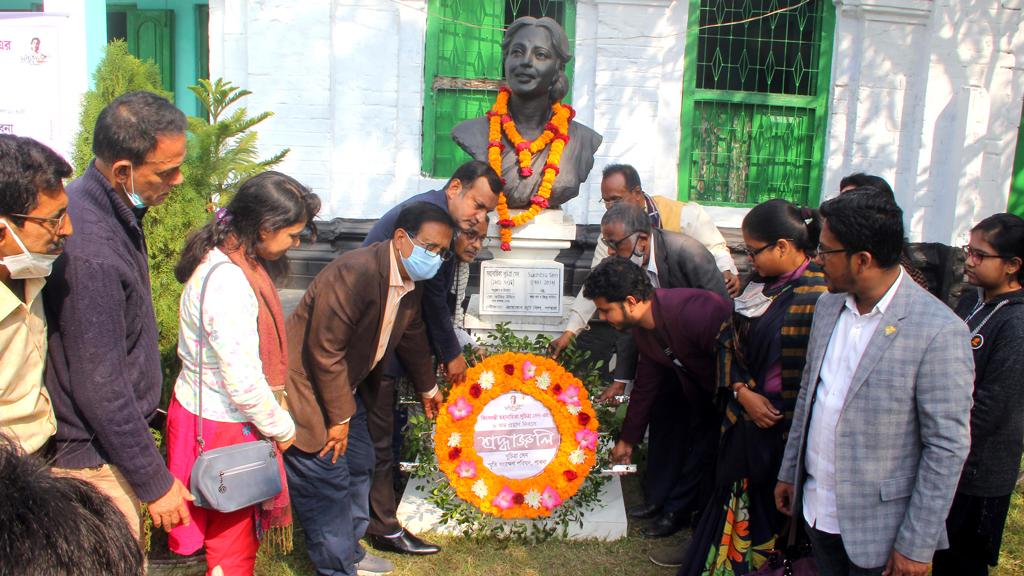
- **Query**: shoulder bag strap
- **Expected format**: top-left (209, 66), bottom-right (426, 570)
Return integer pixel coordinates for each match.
top-left (196, 260), bottom-right (231, 453)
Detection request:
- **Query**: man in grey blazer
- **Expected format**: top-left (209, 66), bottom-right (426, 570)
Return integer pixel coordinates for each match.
top-left (775, 190), bottom-right (974, 576)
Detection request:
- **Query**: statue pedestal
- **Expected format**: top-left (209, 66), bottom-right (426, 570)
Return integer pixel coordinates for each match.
top-left (469, 209), bottom-right (577, 341)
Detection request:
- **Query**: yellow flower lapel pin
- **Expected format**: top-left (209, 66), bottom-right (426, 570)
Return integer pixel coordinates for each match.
top-left (884, 325), bottom-right (897, 336)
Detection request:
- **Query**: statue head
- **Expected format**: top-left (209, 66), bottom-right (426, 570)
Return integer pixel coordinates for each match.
top-left (501, 17), bottom-right (572, 104)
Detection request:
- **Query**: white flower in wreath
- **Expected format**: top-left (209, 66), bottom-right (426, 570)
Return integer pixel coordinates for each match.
top-left (478, 370), bottom-right (495, 390)
top-left (566, 404), bottom-right (581, 415)
top-left (568, 448), bottom-right (586, 466)
top-left (447, 432), bottom-right (461, 447)
top-left (535, 372), bottom-right (551, 390)
top-left (524, 488), bottom-right (542, 509)
top-left (472, 479), bottom-right (489, 499)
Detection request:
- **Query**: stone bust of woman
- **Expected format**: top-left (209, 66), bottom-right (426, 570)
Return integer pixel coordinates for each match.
top-left (452, 17), bottom-right (602, 209)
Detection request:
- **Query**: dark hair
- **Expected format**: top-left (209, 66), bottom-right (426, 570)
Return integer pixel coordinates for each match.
top-left (0, 135), bottom-right (72, 221)
top-left (972, 213), bottom-right (1024, 283)
top-left (502, 16), bottom-right (572, 103)
top-left (839, 172), bottom-right (895, 202)
top-left (0, 437), bottom-right (144, 576)
top-left (444, 160), bottom-right (504, 197)
top-left (393, 201), bottom-right (456, 237)
top-left (92, 91), bottom-right (187, 166)
top-left (742, 199), bottom-right (820, 253)
top-left (602, 202), bottom-right (651, 236)
top-left (582, 257), bottom-right (653, 303)
top-left (175, 171), bottom-right (321, 283)
top-left (819, 188), bottom-right (904, 268)
top-left (601, 164), bottom-right (642, 191)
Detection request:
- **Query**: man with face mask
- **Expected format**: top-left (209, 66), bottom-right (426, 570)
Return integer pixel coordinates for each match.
top-left (592, 202), bottom-right (730, 537)
top-left (284, 202), bottom-right (454, 576)
top-left (0, 135), bottom-right (73, 456)
top-left (583, 257), bottom-right (732, 533)
top-left (43, 91), bottom-right (191, 544)
top-left (357, 160), bottom-right (501, 556)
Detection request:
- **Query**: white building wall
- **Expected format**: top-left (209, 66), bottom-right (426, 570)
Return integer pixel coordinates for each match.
top-left (209, 0), bottom-right (1024, 244)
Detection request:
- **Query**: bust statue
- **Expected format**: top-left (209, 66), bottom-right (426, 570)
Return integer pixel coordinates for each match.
top-left (451, 17), bottom-right (602, 209)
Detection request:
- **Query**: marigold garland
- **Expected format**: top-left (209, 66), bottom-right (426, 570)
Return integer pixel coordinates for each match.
top-left (488, 88), bottom-right (573, 251)
top-left (434, 352), bottom-right (599, 519)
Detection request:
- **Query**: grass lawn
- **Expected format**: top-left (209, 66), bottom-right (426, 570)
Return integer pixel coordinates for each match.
top-left (151, 480), bottom-right (1024, 576)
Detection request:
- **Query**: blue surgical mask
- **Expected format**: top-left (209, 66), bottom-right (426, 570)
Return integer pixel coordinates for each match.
top-left (121, 164), bottom-right (146, 209)
top-left (401, 237), bottom-right (443, 281)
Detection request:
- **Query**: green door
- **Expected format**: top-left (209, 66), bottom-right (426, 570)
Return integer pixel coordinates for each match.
top-left (421, 0), bottom-right (575, 177)
top-left (126, 9), bottom-right (175, 93)
top-left (678, 0), bottom-right (835, 206)
top-left (1008, 102), bottom-right (1024, 217)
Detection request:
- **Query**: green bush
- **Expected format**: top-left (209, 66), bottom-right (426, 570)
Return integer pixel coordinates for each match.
top-left (146, 78), bottom-right (288, 397)
top-left (71, 40), bottom-right (171, 176)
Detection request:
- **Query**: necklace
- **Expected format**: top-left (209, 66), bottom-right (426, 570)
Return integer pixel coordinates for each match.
top-left (964, 297), bottom-right (1010, 349)
top-left (487, 87), bottom-right (573, 250)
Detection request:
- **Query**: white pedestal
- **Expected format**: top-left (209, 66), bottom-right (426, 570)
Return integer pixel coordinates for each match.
top-left (396, 474), bottom-right (628, 541)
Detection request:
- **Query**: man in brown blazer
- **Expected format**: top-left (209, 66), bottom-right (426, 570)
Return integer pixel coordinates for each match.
top-left (283, 201), bottom-right (454, 576)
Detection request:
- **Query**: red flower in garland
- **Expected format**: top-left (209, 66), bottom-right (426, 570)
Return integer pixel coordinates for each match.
top-left (469, 383), bottom-right (482, 399)
top-left (551, 383), bottom-right (563, 395)
top-left (577, 413), bottom-right (591, 426)
top-left (563, 470), bottom-right (578, 482)
top-left (503, 364), bottom-right (515, 375)
top-left (530, 195), bottom-right (549, 209)
top-left (448, 447), bottom-right (462, 460)
top-left (515, 141), bottom-right (530, 152)
top-left (520, 167), bottom-right (534, 177)
top-left (500, 242), bottom-right (512, 251)
top-left (513, 492), bottom-right (526, 505)
top-left (498, 218), bottom-right (515, 227)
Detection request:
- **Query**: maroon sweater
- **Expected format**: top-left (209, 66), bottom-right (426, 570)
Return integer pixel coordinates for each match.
top-left (620, 288), bottom-right (732, 445)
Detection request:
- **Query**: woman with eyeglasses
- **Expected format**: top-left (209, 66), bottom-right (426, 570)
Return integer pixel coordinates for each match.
top-left (932, 213), bottom-right (1024, 576)
top-left (671, 199), bottom-right (827, 575)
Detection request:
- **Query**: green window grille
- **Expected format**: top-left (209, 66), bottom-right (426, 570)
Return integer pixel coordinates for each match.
top-left (422, 0), bottom-right (575, 177)
top-left (679, 0), bottom-right (835, 206)
top-left (1008, 102), bottom-right (1024, 218)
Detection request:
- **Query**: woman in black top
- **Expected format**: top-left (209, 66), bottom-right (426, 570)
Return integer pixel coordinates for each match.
top-left (933, 213), bottom-right (1024, 576)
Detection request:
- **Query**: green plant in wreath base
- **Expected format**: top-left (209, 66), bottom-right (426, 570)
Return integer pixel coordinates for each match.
top-left (402, 323), bottom-right (623, 543)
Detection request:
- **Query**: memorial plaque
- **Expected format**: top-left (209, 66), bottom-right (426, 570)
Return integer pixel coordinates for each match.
top-left (473, 391), bottom-right (560, 480)
top-left (479, 260), bottom-right (563, 316)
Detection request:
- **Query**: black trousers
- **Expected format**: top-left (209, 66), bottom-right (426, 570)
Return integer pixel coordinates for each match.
top-left (646, 381), bottom-right (718, 518)
top-left (362, 374), bottom-right (403, 536)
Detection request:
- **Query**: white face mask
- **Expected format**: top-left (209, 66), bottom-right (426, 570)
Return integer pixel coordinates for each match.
top-left (733, 281), bottom-right (774, 318)
top-left (0, 218), bottom-right (59, 279)
top-left (121, 164), bottom-right (146, 209)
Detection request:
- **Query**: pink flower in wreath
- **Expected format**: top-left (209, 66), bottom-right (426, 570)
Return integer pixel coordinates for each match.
top-left (557, 384), bottom-right (582, 408)
top-left (575, 428), bottom-right (599, 451)
top-left (454, 460), bottom-right (477, 479)
top-left (447, 397), bottom-right (473, 421)
top-left (540, 486), bottom-right (563, 510)
top-left (492, 486), bottom-right (516, 510)
top-left (522, 360), bottom-right (536, 380)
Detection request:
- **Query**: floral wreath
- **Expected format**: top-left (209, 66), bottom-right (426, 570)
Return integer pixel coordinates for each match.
top-left (434, 352), bottom-right (599, 519)
top-left (487, 87), bottom-right (574, 251)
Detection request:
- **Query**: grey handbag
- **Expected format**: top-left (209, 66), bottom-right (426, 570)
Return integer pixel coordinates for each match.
top-left (189, 261), bottom-right (283, 513)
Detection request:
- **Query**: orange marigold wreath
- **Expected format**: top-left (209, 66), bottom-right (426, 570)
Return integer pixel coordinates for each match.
top-left (434, 352), bottom-right (599, 519)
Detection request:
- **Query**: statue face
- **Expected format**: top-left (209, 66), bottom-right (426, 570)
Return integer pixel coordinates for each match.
top-left (504, 26), bottom-right (560, 100)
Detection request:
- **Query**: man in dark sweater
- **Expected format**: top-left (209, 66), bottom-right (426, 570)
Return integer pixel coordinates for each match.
top-left (359, 160), bottom-right (501, 556)
top-left (44, 92), bottom-right (192, 541)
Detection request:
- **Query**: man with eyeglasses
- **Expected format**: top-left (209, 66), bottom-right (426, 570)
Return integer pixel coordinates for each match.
top-left (592, 202), bottom-right (730, 537)
top-left (0, 135), bottom-right (72, 457)
top-left (775, 189), bottom-right (973, 576)
top-left (358, 160), bottom-right (501, 557)
top-left (284, 202), bottom-right (455, 576)
top-left (43, 92), bottom-right (192, 544)
top-left (450, 217), bottom-right (489, 353)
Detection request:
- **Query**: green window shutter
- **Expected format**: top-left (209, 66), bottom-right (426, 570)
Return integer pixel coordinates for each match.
top-left (1008, 102), bottom-right (1024, 217)
top-left (126, 9), bottom-right (175, 93)
top-left (422, 0), bottom-right (575, 177)
top-left (679, 0), bottom-right (835, 206)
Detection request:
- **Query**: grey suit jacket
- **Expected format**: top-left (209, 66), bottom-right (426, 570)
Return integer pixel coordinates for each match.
top-left (778, 276), bottom-right (974, 567)
top-left (614, 228), bottom-right (729, 381)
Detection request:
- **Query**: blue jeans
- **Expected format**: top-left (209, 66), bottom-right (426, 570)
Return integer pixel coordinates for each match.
top-left (805, 521), bottom-right (884, 576)
top-left (284, 397), bottom-right (374, 576)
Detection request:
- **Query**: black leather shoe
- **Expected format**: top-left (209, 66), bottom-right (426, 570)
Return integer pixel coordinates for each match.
top-left (627, 502), bottom-right (662, 519)
top-left (369, 530), bottom-right (441, 555)
top-left (641, 510), bottom-right (687, 538)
